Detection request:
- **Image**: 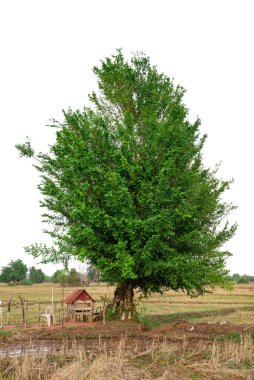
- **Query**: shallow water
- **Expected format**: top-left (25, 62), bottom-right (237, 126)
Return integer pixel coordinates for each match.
top-left (0, 336), bottom-right (152, 358)
top-left (0, 341), bottom-right (64, 357)
top-left (0, 339), bottom-right (100, 358)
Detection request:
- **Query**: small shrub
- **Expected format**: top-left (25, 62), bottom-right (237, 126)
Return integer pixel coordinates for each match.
top-left (105, 305), bottom-right (120, 321)
top-left (81, 333), bottom-right (89, 340)
top-left (237, 276), bottom-right (249, 284)
top-left (134, 306), bottom-right (151, 329)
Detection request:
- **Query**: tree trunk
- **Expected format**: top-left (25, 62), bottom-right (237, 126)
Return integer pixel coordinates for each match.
top-left (113, 282), bottom-right (134, 320)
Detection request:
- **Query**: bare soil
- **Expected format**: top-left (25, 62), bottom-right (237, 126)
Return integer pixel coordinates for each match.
top-left (1, 319), bottom-right (254, 344)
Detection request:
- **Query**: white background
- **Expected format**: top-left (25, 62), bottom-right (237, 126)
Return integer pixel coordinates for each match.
top-left (0, 0), bottom-right (253, 275)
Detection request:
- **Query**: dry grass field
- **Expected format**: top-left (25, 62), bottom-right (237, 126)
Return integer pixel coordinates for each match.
top-left (2, 282), bottom-right (254, 326)
top-left (1, 282), bottom-right (254, 379)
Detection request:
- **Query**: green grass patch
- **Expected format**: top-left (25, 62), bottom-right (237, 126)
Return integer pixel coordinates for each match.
top-left (142, 308), bottom-right (239, 329)
top-left (0, 330), bottom-right (12, 337)
top-left (141, 305), bottom-right (254, 329)
top-left (215, 332), bottom-right (241, 342)
top-left (239, 306), bottom-right (254, 312)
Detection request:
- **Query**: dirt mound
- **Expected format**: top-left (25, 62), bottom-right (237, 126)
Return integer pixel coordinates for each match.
top-left (151, 321), bottom-right (254, 339)
top-left (3, 320), bottom-right (254, 346)
top-left (1, 320), bottom-right (143, 343)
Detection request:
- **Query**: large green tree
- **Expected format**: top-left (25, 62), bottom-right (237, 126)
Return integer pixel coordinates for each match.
top-left (16, 50), bottom-right (236, 318)
top-left (0, 259), bottom-right (28, 283)
top-left (29, 266), bottom-right (45, 283)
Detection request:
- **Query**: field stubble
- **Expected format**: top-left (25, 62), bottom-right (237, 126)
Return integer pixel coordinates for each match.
top-left (1, 333), bottom-right (254, 379)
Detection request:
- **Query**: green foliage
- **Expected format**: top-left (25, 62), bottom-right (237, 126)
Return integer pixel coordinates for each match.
top-left (0, 259), bottom-right (28, 283)
top-left (29, 266), bottom-right (45, 283)
top-left (24, 243), bottom-right (71, 270)
top-left (68, 268), bottom-right (80, 285)
top-left (105, 305), bottom-right (120, 321)
top-left (231, 273), bottom-right (253, 283)
top-left (57, 270), bottom-right (69, 286)
top-left (0, 330), bottom-right (12, 337)
top-left (52, 268), bottom-right (80, 286)
top-left (15, 137), bottom-right (34, 158)
top-left (16, 50), bottom-right (236, 298)
top-left (237, 276), bottom-right (249, 284)
top-left (86, 264), bottom-right (101, 283)
top-left (134, 305), bottom-right (150, 329)
top-left (231, 273), bottom-right (241, 282)
top-left (51, 269), bottom-right (63, 283)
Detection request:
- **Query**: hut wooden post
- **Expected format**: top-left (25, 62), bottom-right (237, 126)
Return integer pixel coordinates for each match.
top-left (7, 295), bottom-right (12, 325)
top-left (101, 295), bottom-right (110, 326)
top-left (58, 303), bottom-right (60, 322)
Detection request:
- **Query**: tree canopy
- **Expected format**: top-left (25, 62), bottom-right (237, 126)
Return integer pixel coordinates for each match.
top-left (0, 259), bottom-right (28, 283)
top-left (16, 50), bottom-right (236, 316)
top-left (51, 268), bottom-right (80, 286)
top-left (29, 266), bottom-right (45, 283)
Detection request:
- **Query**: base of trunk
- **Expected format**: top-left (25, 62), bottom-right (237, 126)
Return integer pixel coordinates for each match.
top-left (113, 282), bottom-right (134, 320)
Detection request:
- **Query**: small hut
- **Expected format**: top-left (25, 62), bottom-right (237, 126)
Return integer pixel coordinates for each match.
top-left (64, 288), bottom-right (95, 322)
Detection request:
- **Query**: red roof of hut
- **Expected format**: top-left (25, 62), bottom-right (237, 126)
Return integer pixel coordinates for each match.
top-left (64, 288), bottom-right (95, 304)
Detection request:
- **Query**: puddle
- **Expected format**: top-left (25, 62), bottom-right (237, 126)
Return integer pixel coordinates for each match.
top-left (0, 336), bottom-right (152, 358)
top-left (0, 341), bottom-right (63, 357)
top-left (0, 340), bottom-right (99, 358)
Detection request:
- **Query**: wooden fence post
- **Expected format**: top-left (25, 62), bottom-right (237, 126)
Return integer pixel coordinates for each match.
top-left (38, 299), bottom-right (41, 323)
top-left (19, 295), bottom-right (25, 325)
top-left (61, 287), bottom-right (64, 328)
top-left (7, 295), bottom-right (12, 325)
top-left (24, 299), bottom-right (28, 327)
top-left (0, 300), bottom-right (3, 328)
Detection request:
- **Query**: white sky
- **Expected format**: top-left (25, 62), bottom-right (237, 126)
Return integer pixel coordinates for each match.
top-left (0, 0), bottom-right (253, 275)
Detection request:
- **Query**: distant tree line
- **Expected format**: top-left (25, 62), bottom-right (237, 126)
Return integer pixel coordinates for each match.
top-left (230, 273), bottom-right (254, 284)
top-left (0, 259), bottom-right (101, 285)
top-left (1, 260), bottom-right (252, 287)
top-left (51, 264), bottom-right (101, 286)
